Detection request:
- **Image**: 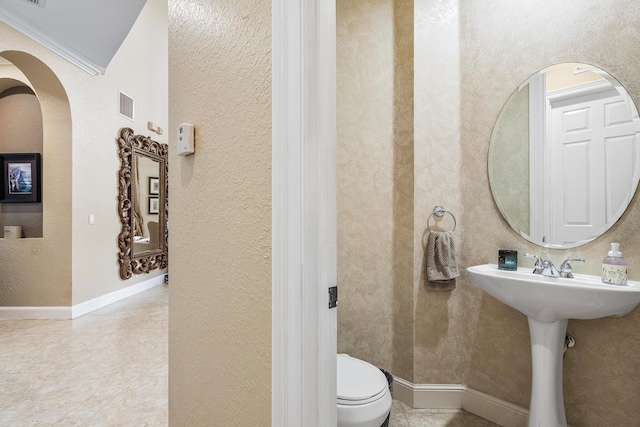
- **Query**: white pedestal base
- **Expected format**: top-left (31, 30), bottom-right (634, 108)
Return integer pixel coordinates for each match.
top-left (527, 317), bottom-right (568, 427)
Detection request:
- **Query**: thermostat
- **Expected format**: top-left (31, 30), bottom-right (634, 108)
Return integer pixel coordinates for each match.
top-left (177, 123), bottom-right (195, 156)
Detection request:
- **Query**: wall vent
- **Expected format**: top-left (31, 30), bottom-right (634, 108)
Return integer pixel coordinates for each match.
top-left (118, 91), bottom-right (134, 121)
top-left (23, 0), bottom-right (46, 8)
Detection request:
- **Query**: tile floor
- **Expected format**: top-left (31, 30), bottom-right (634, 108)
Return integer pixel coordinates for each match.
top-left (390, 400), bottom-right (500, 427)
top-left (0, 284), bottom-right (498, 426)
top-left (0, 284), bottom-right (168, 426)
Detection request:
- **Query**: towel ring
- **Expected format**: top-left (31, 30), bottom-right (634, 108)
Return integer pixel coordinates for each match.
top-left (427, 205), bottom-right (457, 232)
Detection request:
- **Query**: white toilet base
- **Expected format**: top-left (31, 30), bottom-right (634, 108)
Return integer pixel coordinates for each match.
top-left (337, 388), bottom-right (392, 427)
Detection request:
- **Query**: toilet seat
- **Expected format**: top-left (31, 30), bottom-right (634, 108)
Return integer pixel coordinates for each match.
top-left (337, 354), bottom-right (388, 403)
top-left (337, 354), bottom-right (392, 427)
top-left (337, 387), bottom-right (388, 406)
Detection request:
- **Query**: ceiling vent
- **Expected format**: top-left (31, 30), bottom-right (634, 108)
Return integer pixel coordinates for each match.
top-left (118, 91), bottom-right (134, 121)
top-left (23, 0), bottom-right (46, 8)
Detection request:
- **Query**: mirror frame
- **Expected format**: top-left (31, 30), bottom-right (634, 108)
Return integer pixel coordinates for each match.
top-left (116, 127), bottom-right (168, 279)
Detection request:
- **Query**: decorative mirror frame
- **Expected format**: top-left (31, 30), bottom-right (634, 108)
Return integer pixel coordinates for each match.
top-left (116, 127), bottom-right (168, 279)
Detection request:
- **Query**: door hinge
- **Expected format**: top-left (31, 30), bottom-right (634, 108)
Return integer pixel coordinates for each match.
top-left (328, 286), bottom-right (338, 309)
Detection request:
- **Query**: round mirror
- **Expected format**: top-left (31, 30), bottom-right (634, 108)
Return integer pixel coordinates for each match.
top-left (489, 63), bottom-right (640, 248)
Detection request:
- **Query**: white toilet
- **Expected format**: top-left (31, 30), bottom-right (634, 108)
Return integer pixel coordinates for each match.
top-left (337, 354), bottom-right (392, 427)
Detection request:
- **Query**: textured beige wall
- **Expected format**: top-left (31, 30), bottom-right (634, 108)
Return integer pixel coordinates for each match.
top-left (337, 0), bottom-right (467, 385)
top-left (0, 0), bottom-right (167, 307)
top-left (413, 0), bottom-right (467, 385)
top-left (488, 86), bottom-right (529, 236)
top-left (460, 0), bottom-right (640, 424)
top-left (392, 0), bottom-right (415, 383)
top-left (168, 0), bottom-right (272, 425)
top-left (545, 62), bottom-right (604, 92)
top-left (337, 0), bottom-right (415, 380)
top-left (70, 0), bottom-right (168, 304)
top-left (337, 0), bottom-right (395, 372)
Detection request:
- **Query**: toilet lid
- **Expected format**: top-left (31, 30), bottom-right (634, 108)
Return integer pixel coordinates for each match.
top-left (337, 354), bottom-right (388, 402)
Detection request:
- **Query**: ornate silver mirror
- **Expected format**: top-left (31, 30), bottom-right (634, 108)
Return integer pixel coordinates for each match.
top-left (489, 63), bottom-right (640, 249)
top-left (116, 127), bottom-right (168, 279)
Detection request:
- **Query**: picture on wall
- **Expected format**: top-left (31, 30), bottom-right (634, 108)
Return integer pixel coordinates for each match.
top-left (149, 177), bottom-right (159, 195)
top-left (148, 197), bottom-right (159, 214)
top-left (0, 153), bottom-right (41, 203)
top-left (8, 163), bottom-right (32, 194)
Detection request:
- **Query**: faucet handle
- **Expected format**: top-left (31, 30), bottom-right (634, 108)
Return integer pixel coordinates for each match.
top-left (525, 253), bottom-right (542, 262)
top-left (559, 258), bottom-right (585, 278)
top-left (525, 253), bottom-right (544, 274)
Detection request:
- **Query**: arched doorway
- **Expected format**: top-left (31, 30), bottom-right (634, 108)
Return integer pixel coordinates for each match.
top-left (0, 50), bottom-right (73, 307)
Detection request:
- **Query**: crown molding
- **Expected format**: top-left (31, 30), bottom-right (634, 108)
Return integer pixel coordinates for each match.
top-left (0, 7), bottom-right (105, 75)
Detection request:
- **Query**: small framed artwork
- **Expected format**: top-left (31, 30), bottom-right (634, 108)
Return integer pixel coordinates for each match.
top-left (1, 153), bottom-right (42, 203)
top-left (148, 197), bottom-right (159, 214)
top-left (148, 177), bottom-right (160, 195)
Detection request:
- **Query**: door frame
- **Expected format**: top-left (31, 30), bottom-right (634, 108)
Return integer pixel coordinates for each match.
top-left (272, 1), bottom-right (337, 426)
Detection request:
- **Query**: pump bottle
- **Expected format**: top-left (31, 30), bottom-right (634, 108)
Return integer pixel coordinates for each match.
top-left (602, 243), bottom-right (628, 285)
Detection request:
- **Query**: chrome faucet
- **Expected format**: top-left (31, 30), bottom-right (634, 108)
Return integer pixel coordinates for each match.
top-left (525, 253), bottom-right (560, 277)
top-left (540, 259), bottom-right (560, 277)
top-left (525, 253), bottom-right (586, 278)
top-left (525, 253), bottom-right (544, 274)
top-left (559, 258), bottom-right (585, 278)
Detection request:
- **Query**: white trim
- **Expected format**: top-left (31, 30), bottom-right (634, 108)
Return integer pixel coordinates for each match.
top-left (463, 387), bottom-right (529, 427)
top-left (393, 378), bottom-right (528, 427)
top-left (272, 0), bottom-right (304, 424)
top-left (529, 71), bottom-right (546, 244)
top-left (316, 0), bottom-right (338, 425)
top-left (272, 0), bottom-right (337, 425)
top-left (0, 8), bottom-right (105, 75)
top-left (546, 79), bottom-right (615, 103)
top-left (71, 274), bottom-right (165, 318)
top-left (0, 275), bottom-right (165, 320)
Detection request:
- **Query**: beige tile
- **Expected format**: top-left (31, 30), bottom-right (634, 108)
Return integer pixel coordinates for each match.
top-left (86, 410), bottom-right (168, 427)
top-left (0, 285), bottom-right (168, 422)
top-left (0, 410), bottom-right (98, 426)
top-left (399, 405), bottom-right (500, 427)
top-left (390, 413), bottom-right (411, 427)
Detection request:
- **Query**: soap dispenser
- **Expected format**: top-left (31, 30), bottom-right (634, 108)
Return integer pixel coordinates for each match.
top-left (602, 243), bottom-right (628, 285)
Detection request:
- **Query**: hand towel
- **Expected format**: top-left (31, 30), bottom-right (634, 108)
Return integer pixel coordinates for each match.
top-left (425, 230), bottom-right (459, 291)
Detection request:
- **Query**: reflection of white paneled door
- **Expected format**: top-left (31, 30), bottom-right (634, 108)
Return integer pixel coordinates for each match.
top-left (548, 81), bottom-right (640, 246)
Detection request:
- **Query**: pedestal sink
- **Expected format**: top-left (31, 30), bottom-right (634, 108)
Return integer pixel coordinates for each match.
top-left (467, 264), bottom-right (640, 427)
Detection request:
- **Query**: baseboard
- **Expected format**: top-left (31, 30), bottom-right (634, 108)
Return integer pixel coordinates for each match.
top-left (0, 275), bottom-right (165, 320)
top-left (71, 275), bottom-right (165, 318)
top-left (393, 377), bottom-right (528, 427)
top-left (462, 387), bottom-right (528, 427)
top-left (393, 378), bottom-right (465, 408)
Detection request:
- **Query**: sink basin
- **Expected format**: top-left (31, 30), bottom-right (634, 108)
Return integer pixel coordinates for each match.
top-left (467, 263), bottom-right (640, 321)
top-left (467, 263), bottom-right (640, 427)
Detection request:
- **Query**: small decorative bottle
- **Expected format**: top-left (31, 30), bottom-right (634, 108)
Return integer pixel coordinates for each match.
top-left (602, 243), bottom-right (628, 285)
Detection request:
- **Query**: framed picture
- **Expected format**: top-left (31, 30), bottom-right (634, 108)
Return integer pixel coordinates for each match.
top-left (148, 177), bottom-right (160, 195)
top-left (148, 197), bottom-right (159, 214)
top-left (1, 153), bottom-right (41, 203)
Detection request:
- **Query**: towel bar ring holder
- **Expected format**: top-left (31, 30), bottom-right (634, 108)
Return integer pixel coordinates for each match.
top-left (427, 205), bottom-right (457, 232)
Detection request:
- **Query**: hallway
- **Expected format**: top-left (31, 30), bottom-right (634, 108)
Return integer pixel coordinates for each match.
top-left (0, 285), bottom-right (168, 426)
